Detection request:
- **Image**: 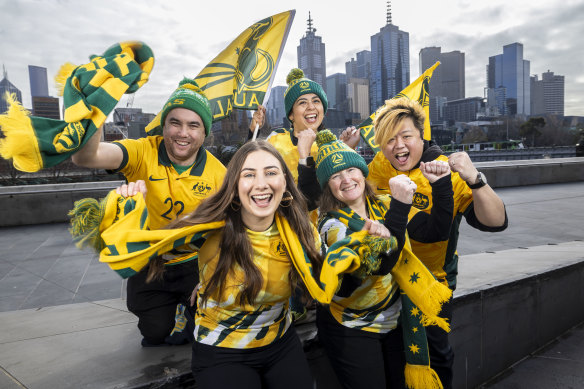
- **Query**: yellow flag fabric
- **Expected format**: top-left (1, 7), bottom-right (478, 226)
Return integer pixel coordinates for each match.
top-left (358, 61), bottom-right (440, 153)
top-left (146, 10), bottom-right (295, 134)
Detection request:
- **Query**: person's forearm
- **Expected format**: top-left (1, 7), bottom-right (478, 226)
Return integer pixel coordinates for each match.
top-left (472, 186), bottom-right (506, 227)
top-left (71, 129), bottom-right (102, 167)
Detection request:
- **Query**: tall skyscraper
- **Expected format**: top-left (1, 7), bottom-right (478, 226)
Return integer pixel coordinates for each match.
top-left (28, 65), bottom-right (49, 98)
top-left (346, 50), bottom-right (371, 80)
top-left (297, 12), bottom-right (326, 90)
top-left (419, 47), bottom-right (465, 123)
top-left (487, 43), bottom-right (530, 116)
top-left (326, 73), bottom-right (348, 110)
top-left (28, 65), bottom-right (60, 119)
top-left (265, 85), bottom-right (287, 127)
top-left (369, 2), bottom-right (409, 112)
top-left (530, 71), bottom-right (564, 116)
top-left (0, 67), bottom-right (22, 114)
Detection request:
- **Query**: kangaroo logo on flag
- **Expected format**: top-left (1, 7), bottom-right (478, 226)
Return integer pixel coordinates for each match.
top-left (235, 18), bottom-right (275, 93)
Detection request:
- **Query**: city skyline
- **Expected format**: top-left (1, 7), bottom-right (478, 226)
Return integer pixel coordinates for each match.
top-left (1, 0), bottom-right (582, 117)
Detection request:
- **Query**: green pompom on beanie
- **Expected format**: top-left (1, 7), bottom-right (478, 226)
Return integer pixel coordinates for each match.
top-left (284, 68), bottom-right (328, 116)
top-left (315, 130), bottom-right (369, 188)
top-left (160, 78), bottom-right (213, 136)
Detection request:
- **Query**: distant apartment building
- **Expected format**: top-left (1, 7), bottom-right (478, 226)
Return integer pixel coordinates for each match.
top-left (113, 107), bottom-right (156, 139)
top-left (297, 12), bottom-right (326, 90)
top-left (419, 47), bottom-right (465, 123)
top-left (530, 70), bottom-right (564, 116)
top-left (369, 3), bottom-right (409, 111)
top-left (486, 43), bottom-right (530, 116)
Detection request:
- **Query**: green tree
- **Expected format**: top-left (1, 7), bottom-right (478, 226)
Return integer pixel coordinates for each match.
top-left (520, 117), bottom-right (546, 147)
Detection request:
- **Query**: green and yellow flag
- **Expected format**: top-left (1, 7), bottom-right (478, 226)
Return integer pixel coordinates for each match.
top-left (146, 10), bottom-right (295, 135)
top-left (358, 61), bottom-right (440, 153)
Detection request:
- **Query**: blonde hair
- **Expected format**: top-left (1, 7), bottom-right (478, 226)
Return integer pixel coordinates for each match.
top-left (373, 97), bottom-right (425, 147)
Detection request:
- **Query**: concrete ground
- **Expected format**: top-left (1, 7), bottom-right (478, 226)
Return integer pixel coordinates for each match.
top-left (0, 181), bottom-right (583, 388)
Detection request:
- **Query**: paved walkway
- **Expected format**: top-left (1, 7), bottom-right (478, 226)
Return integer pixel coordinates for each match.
top-left (0, 182), bottom-right (583, 388)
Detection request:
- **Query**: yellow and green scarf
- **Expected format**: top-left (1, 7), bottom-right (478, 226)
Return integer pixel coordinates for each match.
top-left (320, 196), bottom-right (450, 389)
top-left (0, 41), bottom-right (154, 172)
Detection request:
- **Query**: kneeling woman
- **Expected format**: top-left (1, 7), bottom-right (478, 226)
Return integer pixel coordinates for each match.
top-left (312, 131), bottom-right (454, 389)
top-left (70, 141), bottom-right (323, 389)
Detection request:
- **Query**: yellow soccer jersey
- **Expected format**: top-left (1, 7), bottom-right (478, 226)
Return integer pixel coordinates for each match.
top-left (318, 195), bottom-right (401, 334)
top-left (367, 152), bottom-right (473, 284)
top-left (113, 136), bottom-right (226, 230)
top-left (266, 128), bottom-right (318, 184)
top-left (194, 223), bottom-right (295, 349)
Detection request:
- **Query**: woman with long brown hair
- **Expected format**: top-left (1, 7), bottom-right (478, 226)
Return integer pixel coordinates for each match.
top-left (71, 140), bottom-right (323, 388)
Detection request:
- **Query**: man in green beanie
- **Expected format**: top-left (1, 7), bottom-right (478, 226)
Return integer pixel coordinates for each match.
top-left (71, 78), bottom-right (226, 347)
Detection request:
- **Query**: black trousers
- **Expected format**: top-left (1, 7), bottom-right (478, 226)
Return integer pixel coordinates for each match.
top-left (316, 306), bottom-right (406, 389)
top-left (426, 298), bottom-right (454, 389)
top-left (126, 260), bottom-right (197, 345)
top-left (191, 326), bottom-right (313, 389)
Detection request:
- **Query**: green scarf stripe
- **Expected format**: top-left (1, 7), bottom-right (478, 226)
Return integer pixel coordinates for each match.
top-left (126, 241), bottom-right (151, 253)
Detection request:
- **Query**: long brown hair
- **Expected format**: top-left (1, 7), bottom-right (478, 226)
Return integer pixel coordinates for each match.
top-left (159, 140), bottom-right (322, 306)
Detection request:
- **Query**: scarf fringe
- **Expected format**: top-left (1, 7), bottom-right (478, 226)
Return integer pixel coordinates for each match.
top-left (355, 234), bottom-right (392, 276)
top-left (68, 197), bottom-right (107, 251)
top-left (414, 281), bottom-right (452, 332)
top-left (0, 93), bottom-right (43, 172)
top-left (55, 62), bottom-right (78, 96)
top-left (405, 363), bottom-right (444, 389)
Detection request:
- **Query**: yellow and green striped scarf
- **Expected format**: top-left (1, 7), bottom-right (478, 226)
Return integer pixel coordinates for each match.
top-left (0, 41), bottom-right (154, 172)
top-left (320, 196), bottom-right (450, 389)
top-left (69, 191), bottom-right (371, 306)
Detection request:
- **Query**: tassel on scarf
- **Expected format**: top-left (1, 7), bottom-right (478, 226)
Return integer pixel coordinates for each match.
top-left (68, 197), bottom-right (107, 251)
top-left (55, 62), bottom-right (78, 96)
top-left (0, 93), bottom-right (41, 172)
top-left (405, 363), bottom-right (443, 389)
top-left (353, 234), bottom-right (395, 278)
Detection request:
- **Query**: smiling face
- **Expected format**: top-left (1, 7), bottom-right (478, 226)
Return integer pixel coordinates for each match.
top-left (288, 93), bottom-right (324, 134)
top-left (238, 150), bottom-right (287, 231)
top-left (162, 107), bottom-right (206, 166)
top-left (381, 117), bottom-right (425, 172)
top-left (327, 167), bottom-right (366, 209)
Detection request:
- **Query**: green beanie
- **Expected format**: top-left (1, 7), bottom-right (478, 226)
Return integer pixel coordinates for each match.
top-left (315, 130), bottom-right (369, 188)
top-left (284, 68), bottom-right (328, 116)
top-left (160, 78), bottom-right (213, 136)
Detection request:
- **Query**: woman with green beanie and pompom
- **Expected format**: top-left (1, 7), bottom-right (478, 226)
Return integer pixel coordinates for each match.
top-left (310, 129), bottom-right (456, 389)
top-left (250, 68), bottom-right (327, 191)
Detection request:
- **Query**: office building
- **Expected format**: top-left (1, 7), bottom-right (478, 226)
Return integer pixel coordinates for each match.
top-left (347, 77), bottom-right (370, 119)
top-left (530, 71), bottom-right (564, 116)
top-left (443, 97), bottom-right (484, 123)
top-left (28, 65), bottom-right (49, 98)
top-left (297, 12), bottom-right (326, 90)
top-left (419, 47), bottom-right (465, 123)
top-left (370, 2), bottom-right (409, 111)
top-left (346, 50), bottom-right (371, 80)
top-left (0, 68), bottom-right (22, 114)
top-left (265, 85), bottom-right (287, 128)
top-left (32, 96), bottom-right (60, 119)
top-left (487, 43), bottom-right (530, 116)
top-left (326, 73), bottom-right (348, 110)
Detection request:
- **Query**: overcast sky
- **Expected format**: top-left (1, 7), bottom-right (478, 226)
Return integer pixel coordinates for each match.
top-left (1, 0), bottom-right (582, 116)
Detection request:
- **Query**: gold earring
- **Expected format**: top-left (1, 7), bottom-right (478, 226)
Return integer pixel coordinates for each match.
top-left (230, 198), bottom-right (241, 212)
top-left (280, 191), bottom-right (293, 207)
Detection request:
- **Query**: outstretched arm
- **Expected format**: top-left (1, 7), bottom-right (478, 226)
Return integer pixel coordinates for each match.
top-left (449, 152), bottom-right (506, 227)
top-left (71, 128), bottom-right (124, 170)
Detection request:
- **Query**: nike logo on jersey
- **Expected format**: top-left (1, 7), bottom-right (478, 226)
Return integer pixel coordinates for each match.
top-left (149, 175), bottom-right (168, 181)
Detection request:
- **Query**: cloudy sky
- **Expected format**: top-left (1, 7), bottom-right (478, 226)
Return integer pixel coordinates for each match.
top-left (1, 0), bottom-right (582, 116)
